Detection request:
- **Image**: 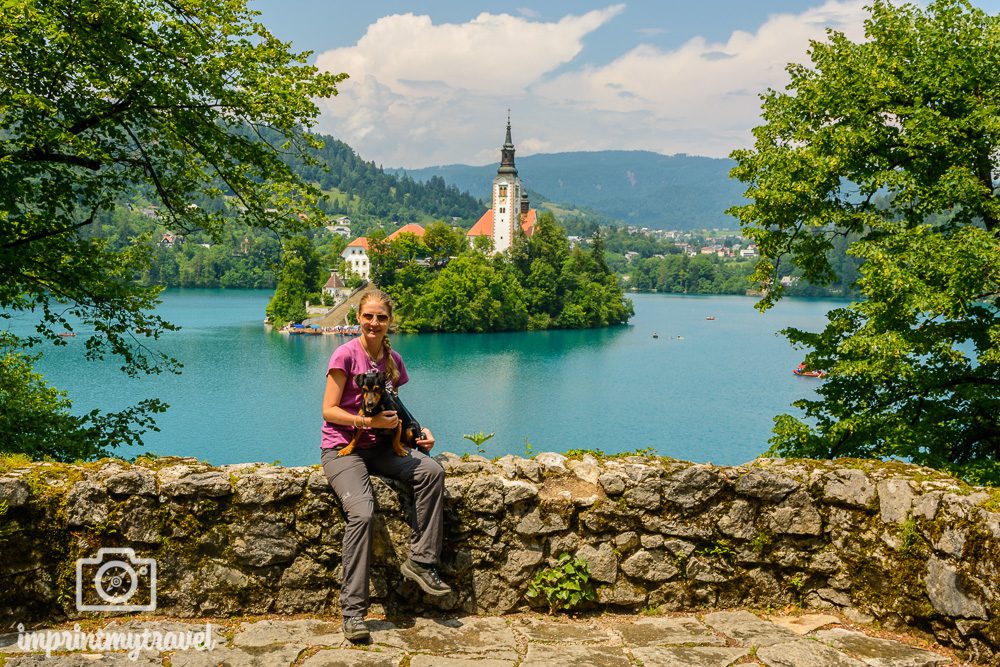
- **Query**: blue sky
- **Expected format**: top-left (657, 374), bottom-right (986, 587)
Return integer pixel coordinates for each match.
top-left (253, 1), bottom-right (1000, 168)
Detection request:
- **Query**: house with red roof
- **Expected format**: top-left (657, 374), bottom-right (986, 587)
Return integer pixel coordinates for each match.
top-left (340, 224), bottom-right (427, 281)
top-left (341, 236), bottom-right (370, 280)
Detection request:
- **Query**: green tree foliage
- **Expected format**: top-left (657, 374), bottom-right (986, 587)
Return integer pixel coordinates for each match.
top-left (728, 0), bottom-right (1000, 484)
top-left (0, 335), bottom-right (166, 461)
top-left (375, 211), bottom-right (633, 332)
top-left (410, 254), bottom-right (529, 332)
top-left (266, 237), bottom-right (321, 327)
top-left (0, 0), bottom-right (343, 459)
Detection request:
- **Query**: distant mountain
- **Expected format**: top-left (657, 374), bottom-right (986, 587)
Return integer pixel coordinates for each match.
top-left (392, 151), bottom-right (748, 231)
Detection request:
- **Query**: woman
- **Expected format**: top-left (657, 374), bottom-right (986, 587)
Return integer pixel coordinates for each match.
top-left (320, 290), bottom-right (451, 643)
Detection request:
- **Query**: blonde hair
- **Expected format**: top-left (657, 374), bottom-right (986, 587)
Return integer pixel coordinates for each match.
top-left (359, 289), bottom-right (399, 385)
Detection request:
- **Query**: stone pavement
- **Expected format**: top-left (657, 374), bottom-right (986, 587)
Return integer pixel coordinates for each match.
top-left (0, 610), bottom-right (975, 666)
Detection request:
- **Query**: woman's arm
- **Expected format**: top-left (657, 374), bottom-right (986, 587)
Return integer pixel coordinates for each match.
top-left (322, 369), bottom-right (398, 429)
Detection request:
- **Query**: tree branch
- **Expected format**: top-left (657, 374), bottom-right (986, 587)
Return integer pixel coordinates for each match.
top-left (1, 212), bottom-right (97, 251)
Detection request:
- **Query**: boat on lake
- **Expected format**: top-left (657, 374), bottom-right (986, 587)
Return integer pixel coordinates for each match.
top-left (793, 363), bottom-right (827, 378)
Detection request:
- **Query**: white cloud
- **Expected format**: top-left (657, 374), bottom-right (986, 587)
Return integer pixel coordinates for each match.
top-left (312, 1), bottom-right (868, 168)
top-left (534, 0), bottom-right (867, 158)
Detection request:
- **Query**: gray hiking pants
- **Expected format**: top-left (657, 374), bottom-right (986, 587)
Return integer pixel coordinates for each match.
top-left (320, 445), bottom-right (445, 617)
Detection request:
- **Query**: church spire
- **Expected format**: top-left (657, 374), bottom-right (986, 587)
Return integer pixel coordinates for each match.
top-left (498, 110), bottom-right (517, 176)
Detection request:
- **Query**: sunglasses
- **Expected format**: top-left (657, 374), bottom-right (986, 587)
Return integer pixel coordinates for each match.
top-left (360, 312), bottom-right (390, 323)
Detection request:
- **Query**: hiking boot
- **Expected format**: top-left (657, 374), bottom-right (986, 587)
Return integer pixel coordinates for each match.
top-left (342, 616), bottom-right (370, 642)
top-left (400, 558), bottom-right (452, 596)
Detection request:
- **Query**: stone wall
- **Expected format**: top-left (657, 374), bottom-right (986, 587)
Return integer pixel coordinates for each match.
top-left (1, 453), bottom-right (998, 663)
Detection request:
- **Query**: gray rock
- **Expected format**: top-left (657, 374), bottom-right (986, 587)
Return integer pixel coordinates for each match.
top-left (757, 639), bottom-right (866, 666)
top-left (912, 491), bottom-right (941, 520)
top-left (388, 617), bottom-right (518, 659)
top-left (735, 469), bottom-right (799, 502)
top-left (233, 472), bottom-right (304, 505)
top-left (815, 628), bottom-right (950, 667)
top-left (471, 570), bottom-right (520, 613)
top-left (104, 469), bottom-right (157, 496)
top-left (66, 481), bottom-right (109, 527)
top-left (768, 614), bottom-right (842, 635)
top-left (717, 499), bottom-right (758, 540)
top-left (515, 616), bottom-right (612, 642)
top-left (500, 548), bottom-right (544, 583)
top-left (306, 468), bottom-right (330, 492)
top-left (515, 508), bottom-right (569, 535)
top-left (120, 497), bottom-right (162, 544)
top-left (575, 543), bottom-right (617, 583)
top-left (616, 616), bottom-right (725, 646)
top-left (500, 478), bottom-right (537, 504)
top-left (170, 644), bottom-right (305, 667)
top-left (231, 521), bottom-right (300, 567)
top-left (662, 466), bottom-right (725, 510)
top-left (767, 489), bottom-right (822, 536)
top-left (925, 557), bottom-right (987, 619)
top-left (878, 478), bottom-right (916, 525)
top-left (233, 618), bottom-right (342, 647)
top-left (0, 477), bottom-right (30, 507)
top-left (567, 457), bottom-right (601, 485)
top-left (534, 452), bottom-right (567, 473)
top-left (514, 458), bottom-right (543, 482)
top-left (686, 556), bottom-right (732, 583)
top-left (466, 478), bottom-right (504, 514)
top-left (701, 610), bottom-right (799, 647)
top-left (640, 533), bottom-right (664, 548)
top-left (159, 469), bottom-right (232, 498)
top-left (598, 472), bottom-right (627, 496)
top-left (823, 469), bottom-right (876, 508)
top-left (304, 649), bottom-right (407, 666)
top-left (933, 526), bottom-right (966, 559)
top-left (623, 481), bottom-right (662, 511)
top-left (596, 578), bottom-right (647, 606)
top-left (279, 555), bottom-right (328, 589)
top-left (522, 643), bottom-right (631, 667)
top-left (630, 646), bottom-right (749, 667)
top-left (621, 549), bottom-right (678, 582)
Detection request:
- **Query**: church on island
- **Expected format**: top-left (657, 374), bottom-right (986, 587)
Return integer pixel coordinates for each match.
top-left (341, 118), bottom-right (537, 280)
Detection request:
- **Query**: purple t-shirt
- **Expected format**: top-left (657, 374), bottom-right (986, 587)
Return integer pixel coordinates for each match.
top-left (321, 337), bottom-right (409, 450)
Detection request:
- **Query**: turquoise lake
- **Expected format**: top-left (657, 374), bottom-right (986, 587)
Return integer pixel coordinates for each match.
top-left (11, 290), bottom-right (839, 467)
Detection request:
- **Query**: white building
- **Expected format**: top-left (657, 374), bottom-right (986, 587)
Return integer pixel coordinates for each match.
top-left (342, 237), bottom-right (370, 280)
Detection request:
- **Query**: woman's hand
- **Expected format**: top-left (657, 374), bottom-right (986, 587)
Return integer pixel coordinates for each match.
top-left (370, 410), bottom-right (398, 429)
top-left (415, 427), bottom-right (435, 453)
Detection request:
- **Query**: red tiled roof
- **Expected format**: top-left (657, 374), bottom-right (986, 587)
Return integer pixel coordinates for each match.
top-left (387, 223), bottom-right (426, 241)
top-left (347, 237), bottom-right (369, 249)
top-left (467, 211), bottom-right (493, 237)
top-left (467, 209), bottom-right (538, 238)
top-left (323, 272), bottom-right (346, 290)
top-left (520, 209), bottom-right (537, 237)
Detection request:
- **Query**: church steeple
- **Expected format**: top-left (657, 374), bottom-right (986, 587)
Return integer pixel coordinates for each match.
top-left (498, 110), bottom-right (517, 176)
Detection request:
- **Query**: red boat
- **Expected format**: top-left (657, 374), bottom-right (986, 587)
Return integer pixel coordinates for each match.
top-left (793, 363), bottom-right (826, 378)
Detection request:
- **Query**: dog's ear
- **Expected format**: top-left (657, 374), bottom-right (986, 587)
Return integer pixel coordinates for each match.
top-left (354, 374), bottom-right (365, 388)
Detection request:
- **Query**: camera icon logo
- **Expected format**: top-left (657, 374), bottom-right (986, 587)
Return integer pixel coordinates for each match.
top-left (76, 548), bottom-right (157, 612)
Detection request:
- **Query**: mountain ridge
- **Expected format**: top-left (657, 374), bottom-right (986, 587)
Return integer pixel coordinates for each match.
top-left (390, 150), bottom-right (747, 230)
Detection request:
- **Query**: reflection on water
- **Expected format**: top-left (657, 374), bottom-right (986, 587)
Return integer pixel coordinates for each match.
top-left (11, 289), bottom-right (835, 468)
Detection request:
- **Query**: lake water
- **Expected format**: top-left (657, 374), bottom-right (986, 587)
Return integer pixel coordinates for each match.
top-left (10, 290), bottom-right (838, 467)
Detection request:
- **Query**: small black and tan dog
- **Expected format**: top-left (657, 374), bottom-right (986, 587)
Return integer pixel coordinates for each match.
top-left (338, 370), bottom-right (422, 457)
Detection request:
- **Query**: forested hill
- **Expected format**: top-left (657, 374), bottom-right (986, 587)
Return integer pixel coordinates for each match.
top-left (289, 133), bottom-right (484, 224)
top-left (393, 151), bottom-right (748, 231)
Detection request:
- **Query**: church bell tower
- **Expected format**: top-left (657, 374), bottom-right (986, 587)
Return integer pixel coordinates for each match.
top-left (491, 113), bottom-right (520, 253)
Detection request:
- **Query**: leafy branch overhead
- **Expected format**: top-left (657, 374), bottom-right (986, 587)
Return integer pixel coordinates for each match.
top-left (0, 0), bottom-right (344, 459)
top-left (728, 0), bottom-right (1000, 484)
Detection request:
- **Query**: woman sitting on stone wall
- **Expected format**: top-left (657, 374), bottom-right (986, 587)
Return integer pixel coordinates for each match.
top-left (319, 289), bottom-right (451, 642)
